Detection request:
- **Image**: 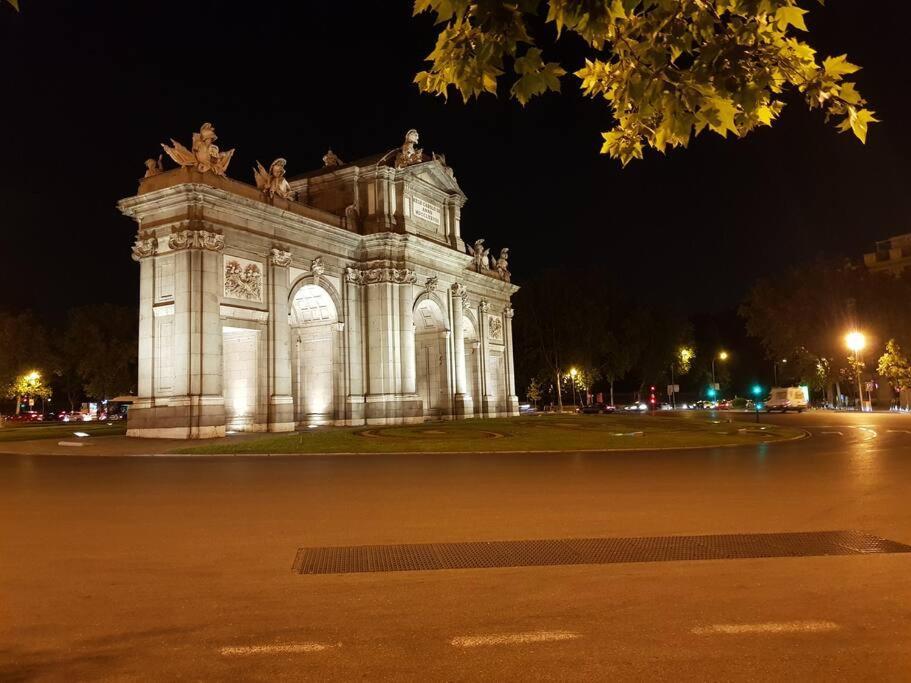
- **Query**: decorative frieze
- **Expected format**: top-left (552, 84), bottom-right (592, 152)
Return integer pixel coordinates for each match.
top-left (168, 229), bottom-right (224, 252)
top-left (131, 236), bottom-right (158, 261)
top-left (270, 248), bottom-right (292, 267)
top-left (488, 315), bottom-right (504, 342)
top-left (224, 255), bottom-right (263, 302)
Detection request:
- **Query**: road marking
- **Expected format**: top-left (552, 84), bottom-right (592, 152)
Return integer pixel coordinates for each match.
top-left (220, 642), bottom-right (339, 656)
top-left (887, 430), bottom-right (911, 435)
top-left (450, 630), bottom-right (581, 648)
top-left (691, 621), bottom-right (839, 635)
top-left (821, 431), bottom-right (843, 436)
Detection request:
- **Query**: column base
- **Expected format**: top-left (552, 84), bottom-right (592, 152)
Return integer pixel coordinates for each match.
top-left (365, 393), bottom-right (424, 425)
top-left (126, 397), bottom-right (226, 439)
top-left (268, 395), bottom-right (295, 432)
top-left (453, 393), bottom-right (474, 419)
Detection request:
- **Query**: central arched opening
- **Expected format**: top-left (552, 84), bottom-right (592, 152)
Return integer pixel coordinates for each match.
top-left (414, 297), bottom-right (449, 418)
top-left (291, 283), bottom-right (338, 425)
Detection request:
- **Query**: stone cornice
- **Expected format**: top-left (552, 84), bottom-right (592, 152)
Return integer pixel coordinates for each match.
top-left (119, 181), bottom-right (360, 252)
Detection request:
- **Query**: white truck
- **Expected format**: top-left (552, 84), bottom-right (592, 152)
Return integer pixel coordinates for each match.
top-left (765, 387), bottom-right (809, 413)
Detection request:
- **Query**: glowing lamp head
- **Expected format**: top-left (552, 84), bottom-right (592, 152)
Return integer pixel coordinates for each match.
top-left (845, 331), bottom-right (866, 352)
top-left (718, 351), bottom-right (729, 361)
top-left (570, 368), bottom-right (578, 377)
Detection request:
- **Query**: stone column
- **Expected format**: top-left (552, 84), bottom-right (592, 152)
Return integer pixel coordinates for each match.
top-left (363, 266), bottom-right (421, 425)
top-left (478, 300), bottom-right (493, 417)
top-left (400, 281), bottom-right (416, 396)
top-left (167, 229), bottom-right (226, 438)
top-left (128, 237), bottom-right (156, 435)
top-left (267, 249), bottom-right (294, 432)
top-left (344, 268), bottom-right (366, 425)
top-left (450, 283), bottom-right (472, 418)
top-left (504, 304), bottom-right (519, 416)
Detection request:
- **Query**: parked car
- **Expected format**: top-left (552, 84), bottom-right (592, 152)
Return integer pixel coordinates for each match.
top-left (578, 403), bottom-right (616, 414)
top-left (765, 387), bottom-right (809, 413)
top-left (10, 411), bottom-right (44, 422)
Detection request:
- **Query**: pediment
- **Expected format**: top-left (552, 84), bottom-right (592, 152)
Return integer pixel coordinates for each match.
top-left (404, 160), bottom-right (466, 199)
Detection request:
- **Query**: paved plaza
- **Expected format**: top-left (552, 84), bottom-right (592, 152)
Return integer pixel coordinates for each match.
top-left (2, 411), bottom-right (910, 680)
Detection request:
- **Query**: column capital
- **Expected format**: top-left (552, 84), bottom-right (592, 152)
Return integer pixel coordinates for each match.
top-left (168, 229), bottom-right (224, 252)
top-left (131, 236), bottom-right (158, 261)
top-left (504, 303), bottom-right (515, 319)
top-left (270, 248), bottom-right (292, 267)
top-left (478, 300), bottom-right (490, 313)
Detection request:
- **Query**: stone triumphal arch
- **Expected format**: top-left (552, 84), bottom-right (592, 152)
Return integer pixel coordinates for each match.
top-left (119, 125), bottom-right (518, 438)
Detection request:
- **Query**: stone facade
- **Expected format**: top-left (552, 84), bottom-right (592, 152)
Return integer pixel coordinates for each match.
top-left (119, 132), bottom-right (519, 438)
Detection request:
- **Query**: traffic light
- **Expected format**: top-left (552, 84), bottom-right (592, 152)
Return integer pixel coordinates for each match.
top-left (752, 384), bottom-right (763, 397)
top-left (707, 387), bottom-right (717, 399)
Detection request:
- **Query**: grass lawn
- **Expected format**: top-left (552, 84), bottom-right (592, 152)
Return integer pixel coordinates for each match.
top-left (0, 422), bottom-right (127, 442)
top-left (176, 413), bottom-right (804, 455)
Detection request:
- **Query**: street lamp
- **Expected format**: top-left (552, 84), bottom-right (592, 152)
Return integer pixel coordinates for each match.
top-left (845, 331), bottom-right (867, 411)
top-left (711, 351), bottom-right (728, 393)
top-left (773, 358), bottom-right (787, 386)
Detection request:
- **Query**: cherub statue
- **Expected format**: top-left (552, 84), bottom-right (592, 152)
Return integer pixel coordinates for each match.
top-left (467, 239), bottom-right (491, 273)
top-left (143, 155), bottom-right (163, 178)
top-left (253, 158), bottom-right (296, 200)
top-left (496, 248), bottom-right (510, 282)
top-left (161, 122), bottom-right (234, 176)
top-left (322, 149), bottom-right (343, 167)
top-left (394, 128), bottom-right (424, 168)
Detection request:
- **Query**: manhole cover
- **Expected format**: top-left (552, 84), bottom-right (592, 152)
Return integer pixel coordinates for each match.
top-left (292, 531), bottom-right (911, 575)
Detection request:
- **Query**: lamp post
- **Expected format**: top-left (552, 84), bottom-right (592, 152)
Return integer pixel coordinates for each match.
top-left (773, 358), bottom-right (787, 386)
top-left (845, 331), bottom-right (867, 412)
top-left (569, 367), bottom-right (578, 410)
top-left (711, 351), bottom-right (728, 393)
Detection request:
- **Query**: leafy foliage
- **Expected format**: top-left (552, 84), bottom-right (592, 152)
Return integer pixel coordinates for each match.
top-left (740, 259), bottom-right (911, 391)
top-left (62, 305), bottom-right (137, 401)
top-left (877, 339), bottom-right (911, 391)
top-left (7, 370), bottom-right (51, 401)
top-left (413, 1), bottom-right (875, 163)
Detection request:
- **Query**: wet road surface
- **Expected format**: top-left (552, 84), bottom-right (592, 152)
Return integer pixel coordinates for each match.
top-left (2, 411), bottom-right (910, 680)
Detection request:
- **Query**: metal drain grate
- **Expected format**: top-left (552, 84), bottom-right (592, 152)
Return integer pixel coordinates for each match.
top-left (292, 530), bottom-right (911, 575)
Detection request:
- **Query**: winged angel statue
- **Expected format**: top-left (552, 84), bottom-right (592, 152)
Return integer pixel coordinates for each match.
top-left (161, 122), bottom-right (234, 176)
top-left (467, 239), bottom-right (492, 273)
top-left (253, 158), bottom-right (297, 200)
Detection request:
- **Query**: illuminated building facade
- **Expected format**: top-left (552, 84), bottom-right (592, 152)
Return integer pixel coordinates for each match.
top-left (119, 129), bottom-right (518, 438)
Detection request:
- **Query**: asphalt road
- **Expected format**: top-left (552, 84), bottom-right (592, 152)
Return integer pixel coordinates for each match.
top-left (2, 411), bottom-right (910, 681)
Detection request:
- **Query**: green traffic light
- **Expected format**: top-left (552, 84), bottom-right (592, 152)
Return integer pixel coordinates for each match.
top-left (707, 388), bottom-right (717, 398)
top-left (752, 385), bottom-right (762, 396)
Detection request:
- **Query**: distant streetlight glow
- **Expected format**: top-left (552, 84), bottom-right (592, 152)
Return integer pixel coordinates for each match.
top-left (845, 331), bottom-right (866, 352)
top-left (712, 350), bottom-right (729, 391)
top-left (845, 330), bottom-right (867, 411)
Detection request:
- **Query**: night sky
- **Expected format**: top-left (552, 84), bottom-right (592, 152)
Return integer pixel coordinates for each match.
top-left (2, 1), bottom-right (909, 321)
